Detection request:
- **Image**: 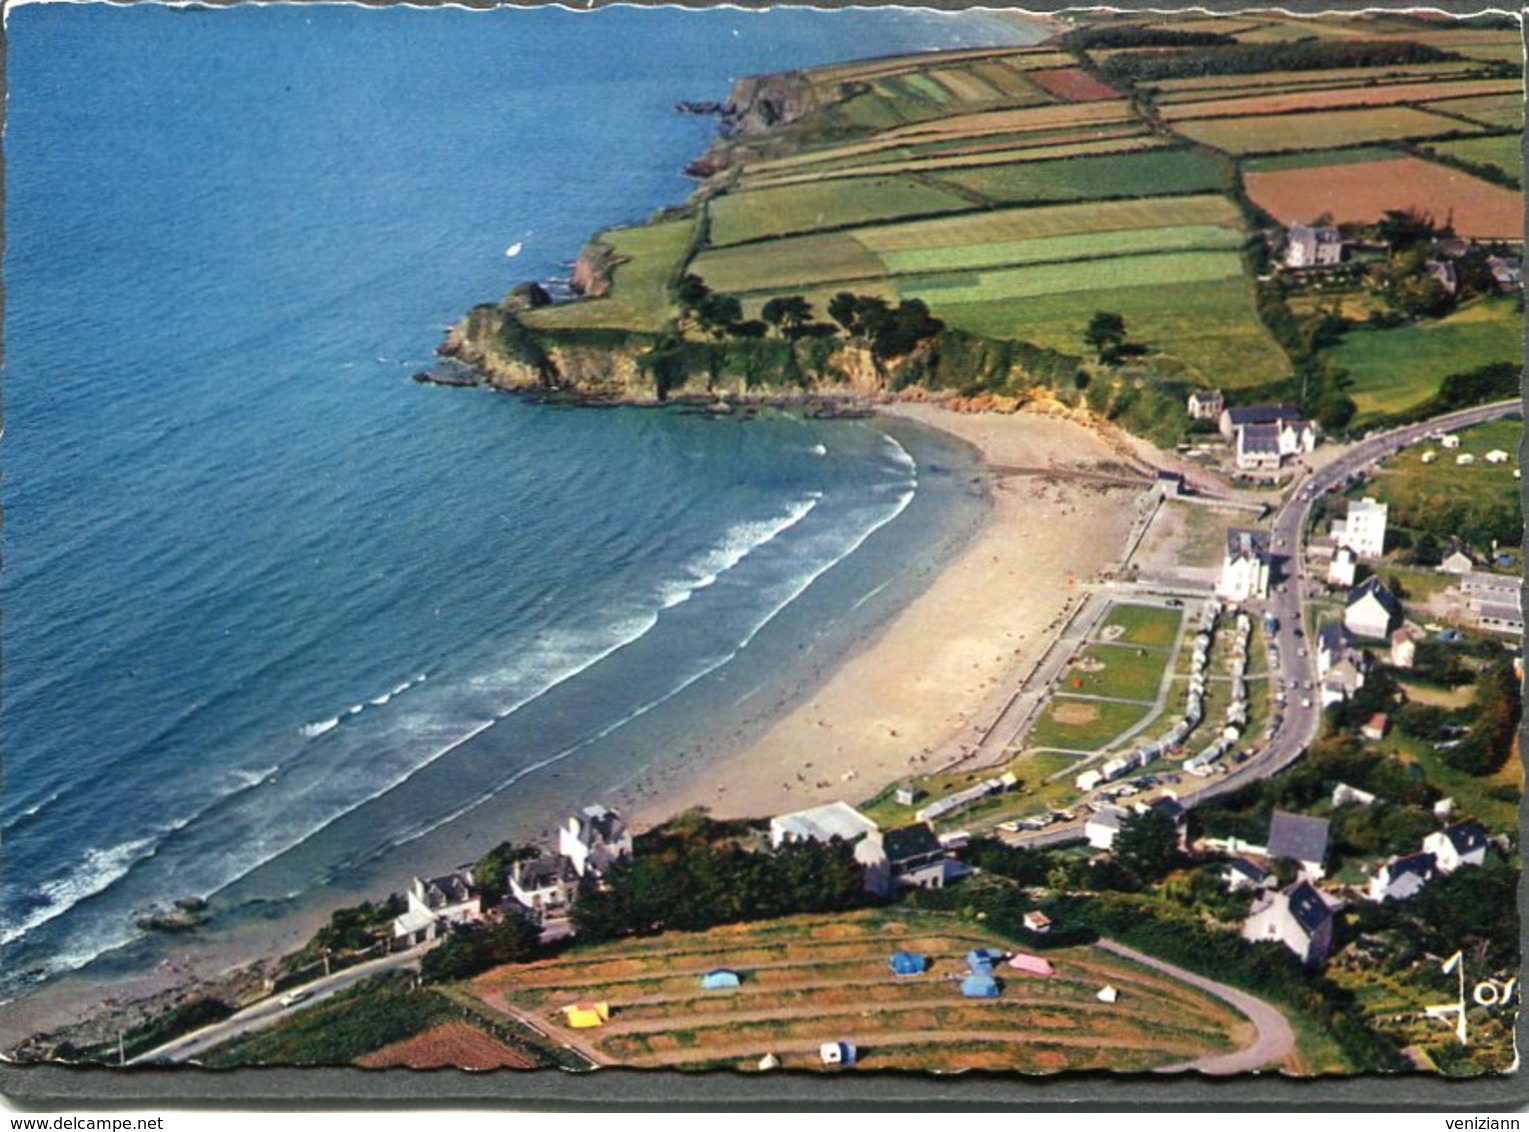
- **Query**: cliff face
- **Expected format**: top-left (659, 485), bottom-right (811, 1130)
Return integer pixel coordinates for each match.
top-left (441, 306), bottom-right (922, 405)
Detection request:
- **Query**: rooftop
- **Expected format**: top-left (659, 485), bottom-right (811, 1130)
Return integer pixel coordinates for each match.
top-left (772, 800), bottom-right (879, 843)
top-left (1268, 810), bottom-right (1330, 865)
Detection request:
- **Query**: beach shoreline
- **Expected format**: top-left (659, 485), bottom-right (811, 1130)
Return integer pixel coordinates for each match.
top-left (633, 398), bottom-right (1145, 828)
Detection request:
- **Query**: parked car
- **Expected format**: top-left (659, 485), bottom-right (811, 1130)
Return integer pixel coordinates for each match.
top-left (279, 990), bottom-right (310, 1008)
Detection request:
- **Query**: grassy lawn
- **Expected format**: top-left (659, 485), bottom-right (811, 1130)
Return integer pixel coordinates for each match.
top-left (707, 176), bottom-right (972, 247)
top-left (1357, 416), bottom-right (1522, 526)
top-left (470, 908), bottom-right (1248, 1073)
top-left (1098, 603), bottom-right (1183, 648)
top-left (1385, 731), bottom-right (1521, 836)
top-left (1029, 696), bottom-right (1154, 752)
top-left (1326, 297), bottom-right (1523, 421)
top-left (1420, 134), bottom-right (1522, 182)
top-left (860, 751), bottom-right (1077, 830)
top-left (1171, 106), bottom-right (1471, 153)
top-left (879, 223), bottom-right (1244, 277)
top-left (1068, 643), bottom-right (1174, 704)
top-left (691, 232), bottom-right (885, 296)
top-left (934, 147), bottom-right (1228, 205)
top-left (1425, 93), bottom-right (1523, 129)
top-left (940, 275), bottom-right (1290, 388)
top-left (521, 220), bottom-right (694, 333)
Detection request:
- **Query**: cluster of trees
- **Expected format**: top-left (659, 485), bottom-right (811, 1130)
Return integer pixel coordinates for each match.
top-left (1376, 482), bottom-right (1522, 559)
top-left (572, 825), bottom-right (872, 943)
top-left (283, 894), bottom-right (406, 973)
top-left (1064, 26), bottom-right (1233, 50)
top-left (420, 911), bottom-right (543, 983)
top-left (1101, 38), bottom-right (1455, 86)
top-left (1440, 655), bottom-right (1521, 775)
top-left (1252, 285), bottom-right (1357, 430)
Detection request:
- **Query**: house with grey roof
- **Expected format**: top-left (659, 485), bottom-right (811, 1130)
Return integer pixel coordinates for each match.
top-left (508, 854), bottom-right (580, 922)
top-left (559, 804), bottom-right (633, 879)
top-left (1187, 388), bottom-right (1223, 420)
top-left (1423, 820), bottom-right (1489, 875)
top-left (1223, 857), bottom-right (1272, 893)
top-left (1366, 852), bottom-right (1436, 903)
top-left (1242, 880), bottom-right (1335, 966)
top-left (770, 800), bottom-right (892, 895)
top-left (1345, 577), bottom-right (1402, 640)
top-left (1267, 811), bottom-right (1330, 880)
top-left (392, 867), bottom-right (484, 945)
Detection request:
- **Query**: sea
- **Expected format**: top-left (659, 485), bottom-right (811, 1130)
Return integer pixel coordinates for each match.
top-left (0, 2), bottom-right (1044, 1010)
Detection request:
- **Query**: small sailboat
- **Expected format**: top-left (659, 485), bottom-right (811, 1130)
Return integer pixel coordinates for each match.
top-left (505, 241), bottom-right (523, 258)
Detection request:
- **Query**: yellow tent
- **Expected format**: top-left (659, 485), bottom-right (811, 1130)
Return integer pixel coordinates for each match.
top-left (562, 1001), bottom-right (611, 1029)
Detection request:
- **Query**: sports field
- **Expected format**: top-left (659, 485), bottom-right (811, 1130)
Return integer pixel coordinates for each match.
top-left (1098, 604), bottom-right (1183, 649)
top-left (1244, 156), bottom-right (1522, 239)
top-left (1028, 697), bottom-right (1153, 752)
top-left (469, 909), bottom-right (1250, 1072)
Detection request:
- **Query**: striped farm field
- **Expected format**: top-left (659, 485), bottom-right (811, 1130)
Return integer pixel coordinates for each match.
top-left (469, 909), bottom-right (1251, 1073)
top-left (858, 193), bottom-right (1244, 252)
top-left (1148, 59), bottom-right (1495, 96)
top-left (691, 233), bottom-right (884, 296)
top-left (895, 249), bottom-right (1243, 307)
top-left (1244, 156), bottom-right (1522, 238)
top-left (933, 147), bottom-right (1228, 205)
top-left (878, 224), bottom-right (1244, 276)
top-left (745, 134), bottom-right (1168, 192)
top-left (1241, 146), bottom-right (1407, 173)
top-left (1424, 93), bottom-right (1524, 129)
top-left (937, 276), bottom-right (1290, 388)
top-left (1171, 106), bottom-right (1470, 153)
top-left (1158, 78), bottom-right (1522, 121)
top-left (708, 176), bottom-right (973, 246)
top-left (879, 99), bottom-right (1136, 145)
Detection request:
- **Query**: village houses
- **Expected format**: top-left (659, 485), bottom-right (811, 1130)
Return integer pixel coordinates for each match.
top-left (1267, 810), bottom-right (1330, 881)
top-left (1186, 388), bottom-right (1223, 421)
top-left (1283, 222), bottom-right (1343, 269)
top-left (1345, 576), bottom-right (1402, 640)
top-left (1219, 405), bottom-right (1317, 472)
top-left (1242, 880), bottom-right (1335, 966)
top-left (1423, 820), bottom-right (1489, 875)
top-left (559, 803), bottom-right (634, 878)
top-left (1330, 496), bottom-right (1388, 559)
top-left (392, 868), bottom-right (484, 946)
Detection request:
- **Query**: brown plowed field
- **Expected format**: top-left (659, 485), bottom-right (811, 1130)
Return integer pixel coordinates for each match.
top-left (1245, 156), bottom-right (1522, 238)
top-left (355, 1020), bottom-right (537, 1070)
top-left (1028, 68), bottom-right (1121, 102)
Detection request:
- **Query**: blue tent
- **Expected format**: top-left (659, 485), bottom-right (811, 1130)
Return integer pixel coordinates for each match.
top-left (966, 948), bottom-right (1003, 972)
top-left (700, 969), bottom-right (741, 990)
top-left (887, 951), bottom-right (927, 977)
top-left (961, 973), bottom-right (1000, 998)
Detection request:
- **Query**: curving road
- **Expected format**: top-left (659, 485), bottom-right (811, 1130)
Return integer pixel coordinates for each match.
top-left (1098, 938), bottom-right (1295, 1074)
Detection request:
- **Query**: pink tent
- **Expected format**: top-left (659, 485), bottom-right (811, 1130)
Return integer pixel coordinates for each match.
top-left (1008, 953), bottom-right (1056, 977)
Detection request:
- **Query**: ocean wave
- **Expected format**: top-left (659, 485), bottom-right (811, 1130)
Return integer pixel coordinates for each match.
top-left (657, 495), bottom-right (821, 609)
top-left (0, 787), bottom-right (68, 838)
top-left (0, 836), bottom-right (158, 948)
top-left (882, 432), bottom-right (918, 477)
top-left (300, 717), bottom-right (340, 738)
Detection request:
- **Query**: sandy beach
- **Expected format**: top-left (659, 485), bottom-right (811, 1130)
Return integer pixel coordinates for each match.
top-left (635, 401), bottom-right (1146, 827)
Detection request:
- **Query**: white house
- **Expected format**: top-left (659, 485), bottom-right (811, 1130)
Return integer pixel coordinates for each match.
top-left (1366, 852), bottom-right (1435, 903)
top-left (1085, 807), bottom-right (1126, 851)
top-left (1187, 388), bottom-right (1224, 420)
top-left (770, 800), bottom-right (892, 895)
top-left (508, 855), bottom-right (579, 922)
top-left (1284, 223), bottom-right (1343, 269)
top-left (1220, 406), bottom-right (1316, 472)
top-left (1440, 549), bottom-right (1474, 574)
top-left (1223, 857), bottom-right (1272, 893)
top-left (392, 869), bottom-right (483, 945)
top-left (1236, 423), bottom-right (1283, 472)
top-left (559, 804), bottom-right (634, 879)
top-left (1327, 546), bottom-right (1357, 588)
top-left (1389, 628), bottom-right (1416, 670)
top-left (1330, 496), bottom-right (1387, 559)
top-left (1218, 528), bottom-right (1272, 602)
top-left (1242, 881), bottom-right (1335, 966)
top-left (1344, 577), bottom-right (1401, 640)
top-left (1423, 821), bottom-right (1489, 875)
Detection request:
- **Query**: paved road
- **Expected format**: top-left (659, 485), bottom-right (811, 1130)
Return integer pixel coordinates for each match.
top-left (130, 947), bottom-right (429, 1065)
top-left (1004, 399), bottom-right (1522, 841)
top-left (1098, 938), bottom-right (1295, 1074)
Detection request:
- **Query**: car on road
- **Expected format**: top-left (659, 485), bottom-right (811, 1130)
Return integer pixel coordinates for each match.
top-left (279, 990), bottom-right (310, 1008)
top-left (1301, 697), bottom-right (1312, 708)
top-left (997, 820), bottom-right (1022, 833)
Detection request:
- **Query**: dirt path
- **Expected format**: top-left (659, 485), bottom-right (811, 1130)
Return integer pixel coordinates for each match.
top-left (1097, 938), bottom-right (1295, 1074)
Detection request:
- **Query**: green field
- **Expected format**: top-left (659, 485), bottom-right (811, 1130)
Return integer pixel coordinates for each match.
top-left (881, 224), bottom-right (1245, 277)
top-left (1361, 417), bottom-right (1523, 536)
top-left (1173, 106), bottom-right (1471, 153)
top-left (691, 232), bottom-right (884, 296)
top-left (899, 249), bottom-right (1246, 307)
top-left (1425, 93), bottom-right (1524, 129)
top-left (708, 176), bottom-right (972, 246)
top-left (1098, 604), bottom-right (1183, 649)
top-left (1150, 60), bottom-right (1495, 98)
top-left (1070, 643), bottom-right (1174, 704)
top-left (1326, 297), bottom-right (1523, 420)
top-left (1029, 696), bottom-right (1154, 752)
top-left (1240, 146), bottom-right (1404, 173)
top-left (934, 148), bottom-right (1228, 205)
top-left (938, 275), bottom-right (1290, 387)
top-left (1421, 134), bottom-right (1523, 182)
top-left (522, 220), bottom-right (693, 333)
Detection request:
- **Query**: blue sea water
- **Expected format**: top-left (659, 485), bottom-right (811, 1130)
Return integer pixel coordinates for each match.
top-left (0, 3), bottom-right (1038, 1001)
